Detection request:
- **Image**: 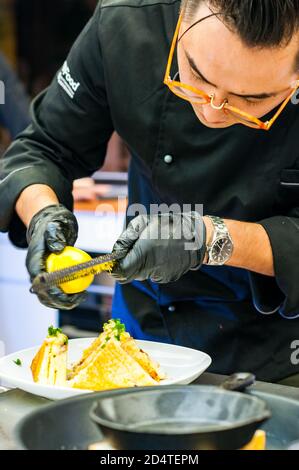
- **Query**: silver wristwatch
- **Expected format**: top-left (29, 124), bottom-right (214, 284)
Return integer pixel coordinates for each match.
top-left (205, 216), bottom-right (234, 266)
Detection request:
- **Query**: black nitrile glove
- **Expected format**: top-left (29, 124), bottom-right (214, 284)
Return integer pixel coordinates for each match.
top-left (111, 212), bottom-right (206, 284)
top-left (26, 204), bottom-right (86, 310)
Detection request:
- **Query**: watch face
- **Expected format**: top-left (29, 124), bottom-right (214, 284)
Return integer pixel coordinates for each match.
top-left (211, 237), bottom-right (233, 264)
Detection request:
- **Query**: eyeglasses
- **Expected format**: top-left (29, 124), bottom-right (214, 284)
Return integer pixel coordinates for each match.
top-left (163, 13), bottom-right (299, 130)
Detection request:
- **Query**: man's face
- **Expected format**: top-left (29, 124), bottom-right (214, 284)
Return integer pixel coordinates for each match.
top-left (177, 3), bottom-right (299, 129)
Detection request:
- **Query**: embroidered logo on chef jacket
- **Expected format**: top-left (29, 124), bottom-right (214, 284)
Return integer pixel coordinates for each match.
top-left (57, 61), bottom-right (80, 99)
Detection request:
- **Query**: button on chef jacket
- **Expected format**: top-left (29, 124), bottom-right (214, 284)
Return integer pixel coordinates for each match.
top-left (1, 0), bottom-right (299, 382)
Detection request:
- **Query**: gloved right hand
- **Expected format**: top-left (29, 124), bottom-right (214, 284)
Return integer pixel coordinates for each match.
top-left (26, 204), bottom-right (86, 310)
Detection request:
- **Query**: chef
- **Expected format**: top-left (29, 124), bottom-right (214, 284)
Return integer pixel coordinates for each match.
top-left (1, 0), bottom-right (299, 385)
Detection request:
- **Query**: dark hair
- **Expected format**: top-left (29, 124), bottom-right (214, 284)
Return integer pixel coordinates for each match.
top-left (181, 0), bottom-right (299, 48)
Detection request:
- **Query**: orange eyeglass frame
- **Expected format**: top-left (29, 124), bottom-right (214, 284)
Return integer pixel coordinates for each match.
top-left (163, 13), bottom-right (299, 130)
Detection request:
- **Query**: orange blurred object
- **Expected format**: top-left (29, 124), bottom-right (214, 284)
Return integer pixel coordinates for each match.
top-left (241, 430), bottom-right (266, 450)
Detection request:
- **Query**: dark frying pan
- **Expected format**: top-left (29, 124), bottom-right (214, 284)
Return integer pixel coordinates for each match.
top-left (89, 373), bottom-right (270, 450)
top-left (15, 373), bottom-right (271, 450)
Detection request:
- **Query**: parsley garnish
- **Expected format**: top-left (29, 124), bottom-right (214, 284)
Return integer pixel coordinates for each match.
top-left (13, 359), bottom-right (22, 366)
top-left (102, 319), bottom-right (126, 341)
top-left (113, 319), bottom-right (126, 341)
top-left (48, 325), bottom-right (62, 337)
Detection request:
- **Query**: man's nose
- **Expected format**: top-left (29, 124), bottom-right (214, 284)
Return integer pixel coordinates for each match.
top-left (210, 93), bottom-right (227, 110)
top-left (201, 93), bottom-right (227, 122)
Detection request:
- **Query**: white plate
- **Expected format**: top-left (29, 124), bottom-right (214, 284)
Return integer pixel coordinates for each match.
top-left (0, 339), bottom-right (212, 400)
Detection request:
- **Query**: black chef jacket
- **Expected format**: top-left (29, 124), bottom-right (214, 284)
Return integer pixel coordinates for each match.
top-left (0, 0), bottom-right (299, 382)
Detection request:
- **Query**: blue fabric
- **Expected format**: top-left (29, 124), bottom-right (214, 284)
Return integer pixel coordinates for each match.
top-left (112, 266), bottom-right (250, 337)
top-left (112, 281), bottom-right (165, 342)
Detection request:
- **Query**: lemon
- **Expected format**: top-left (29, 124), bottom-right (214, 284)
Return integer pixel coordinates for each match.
top-left (46, 246), bottom-right (94, 294)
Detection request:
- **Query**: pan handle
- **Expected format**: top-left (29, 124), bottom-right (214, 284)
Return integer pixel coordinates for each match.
top-left (219, 373), bottom-right (256, 392)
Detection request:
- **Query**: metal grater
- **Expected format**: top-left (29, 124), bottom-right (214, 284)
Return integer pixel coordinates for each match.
top-left (30, 250), bottom-right (126, 294)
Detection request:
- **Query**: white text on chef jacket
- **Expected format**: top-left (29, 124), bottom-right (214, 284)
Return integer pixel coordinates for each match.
top-left (57, 61), bottom-right (80, 99)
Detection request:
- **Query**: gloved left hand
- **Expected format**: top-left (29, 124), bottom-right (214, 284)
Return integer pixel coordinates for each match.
top-left (26, 204), bottom-right (86, 310)
top-left (111, 212), bottom-right (206, 284)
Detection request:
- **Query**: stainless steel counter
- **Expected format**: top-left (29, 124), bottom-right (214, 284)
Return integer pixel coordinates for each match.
top-left (0, 388), bottom-right (49, 450)
top-left (1, 374), bottom-right (299, 450)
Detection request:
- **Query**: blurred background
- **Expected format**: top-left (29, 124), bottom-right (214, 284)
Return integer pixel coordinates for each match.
top-left (0, 0), bottom-right (130, 170)
top-left (0, 0), bottom-right (130, 353)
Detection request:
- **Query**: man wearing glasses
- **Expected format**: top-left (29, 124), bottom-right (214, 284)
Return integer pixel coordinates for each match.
top-left (1, 0), bottom-right (299, 385)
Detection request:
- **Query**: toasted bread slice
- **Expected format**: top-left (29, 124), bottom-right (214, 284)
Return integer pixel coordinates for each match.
top-left (67, 335), bottom-right (102, 380)
top-left (69, 338), bottom-right (157, 391)
top-left (68, 320), bottom-right (126, 380)
top-left (31, 327), bottom-right (68, 386)
top-left (67, 328), bottom-right (110, 380)
top-left (120, 332), bottom-right (166, 381)
top-left (68, 320), bottom-right (165, 383)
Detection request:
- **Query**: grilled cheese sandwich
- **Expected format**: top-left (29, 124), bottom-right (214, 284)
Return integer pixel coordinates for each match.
top-left (31, 320), bottom-right (165, 391)
top-left (31, 326), bottom-right (68, 386)
top-left (69, 337), bottom-right (157, 390)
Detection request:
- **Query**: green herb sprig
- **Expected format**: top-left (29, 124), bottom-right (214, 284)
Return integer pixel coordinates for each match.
top-left (48, 325), bottom-right (62, 337)
top-left (112, 319), bottom-right (126, 341)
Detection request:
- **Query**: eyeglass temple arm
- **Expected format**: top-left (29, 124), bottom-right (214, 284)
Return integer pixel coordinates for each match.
top-left (266, 83), bottom-right (299, 128)
top-left (164, 13), bottom-right (183, 83)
